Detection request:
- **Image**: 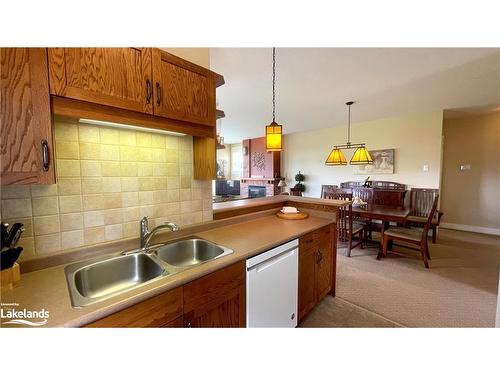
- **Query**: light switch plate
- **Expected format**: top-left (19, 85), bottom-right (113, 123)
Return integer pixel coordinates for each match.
top-left (423, 165), bottom-right (429, 172)
top-left (460, 164), bottom-right (471, 171)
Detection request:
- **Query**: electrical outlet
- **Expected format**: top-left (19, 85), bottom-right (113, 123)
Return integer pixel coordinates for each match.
top-left (423, 165), bottom-right (429, 172)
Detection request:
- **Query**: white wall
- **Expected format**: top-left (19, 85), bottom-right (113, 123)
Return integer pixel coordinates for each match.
top-left (441, 112), bottom-right (500, 233)
top-left (282, 111), bottom-right (443, 197)
top-left (230, 143), bottom-right (243, 180)
top-left (162, 48), bottom-right (210, 69)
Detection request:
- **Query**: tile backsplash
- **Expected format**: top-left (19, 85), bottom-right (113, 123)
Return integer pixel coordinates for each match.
top-left (0, 119), bottom-right (213, 260)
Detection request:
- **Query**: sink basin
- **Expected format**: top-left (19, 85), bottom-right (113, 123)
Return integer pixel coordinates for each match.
top-left (154, 238), bottom-right (233, 267)
top-left (65, 253), bottom-right (166, 307)
top-left (65, 237), bottom-right (233, 308)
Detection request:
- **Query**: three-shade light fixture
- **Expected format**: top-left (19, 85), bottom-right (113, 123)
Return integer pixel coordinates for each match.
top-left (325, 101), bottom-right (373, 166)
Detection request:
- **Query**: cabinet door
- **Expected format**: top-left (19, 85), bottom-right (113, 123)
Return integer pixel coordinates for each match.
top-left (48, 48), bottom-right (153, 114)
top-left (152, 49), bottom-right (215, 126)
top-left (298, 233), bottom-right (317, 321)
top-left (316, 225), bottom-right (333, 301)
top-left (183, 261), bottom-right (246, 328)
top-left (1, 48), bottom-right (55, 185)
top-left (85, 287), bottom-right (183, 328)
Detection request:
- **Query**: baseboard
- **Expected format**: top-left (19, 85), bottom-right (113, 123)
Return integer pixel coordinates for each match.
top-left (441, 222), bottom-right (500, 236)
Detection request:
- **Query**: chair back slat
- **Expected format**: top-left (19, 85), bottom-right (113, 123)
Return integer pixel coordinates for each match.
top-left (410, 188), bottom-right (439, 217)
top-left (320, 184), bottom-right (339, 198)
top-left (352, 187), bottom-right (374, 203)
top-left (330, 193), bottom-right (353, 242)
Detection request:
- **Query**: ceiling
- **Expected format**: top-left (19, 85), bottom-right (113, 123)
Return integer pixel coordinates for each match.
top-left (210, 48), bottom-right (500, 144)
top-left (443, 103), bottom-right (500, 119)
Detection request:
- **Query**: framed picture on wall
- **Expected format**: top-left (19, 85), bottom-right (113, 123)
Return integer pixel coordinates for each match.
top-left (353, 148), bottom-right (395, 175)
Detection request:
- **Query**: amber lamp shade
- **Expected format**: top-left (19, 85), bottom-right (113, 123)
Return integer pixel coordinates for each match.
top-left (266, 122), bottom-right (282, 152)
top-left (350, 146), bottom-right (373, 165)
top-left (325, 148), bottom-right (347, 166)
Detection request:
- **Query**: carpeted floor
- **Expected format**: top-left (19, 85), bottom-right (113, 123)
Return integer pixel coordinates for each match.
top-left (335, 228), bottom-right (500, 327)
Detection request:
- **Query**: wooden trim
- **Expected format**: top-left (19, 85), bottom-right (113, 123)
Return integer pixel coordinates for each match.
top-left (213, 199), bottom-right (342, 220)
top-left (51, 96), bottom-right (214, 138)
top-left (289, 201), bottom-right (339, 213)
top-left (214, 72), bottom-right (225, 88)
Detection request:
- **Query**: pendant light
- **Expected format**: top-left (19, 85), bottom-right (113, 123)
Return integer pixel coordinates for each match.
top-left (265, 47), bottom-right (282, 152)
top-left (325, 101), bottom-right (373, 166)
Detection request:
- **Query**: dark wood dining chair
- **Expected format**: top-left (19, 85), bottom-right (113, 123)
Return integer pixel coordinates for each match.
top-left (320, 185), bottom-right (339, 198)
top-left (382, 194), bottom-right (439, 268)
top-left (352, 187), bottom-right (374, 239)
top-left (290, 188), bottom-right (303, 196)
top-left (324, 192), bottom-right (365, 257)
top-left (407, 188), bottom-right (443, 243)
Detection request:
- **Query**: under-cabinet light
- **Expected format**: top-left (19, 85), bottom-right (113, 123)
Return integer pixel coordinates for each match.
top-left (78, 119), bottom-right (186, 137)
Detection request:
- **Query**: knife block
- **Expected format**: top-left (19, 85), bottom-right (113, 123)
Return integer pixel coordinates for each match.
top-left (0, 262), bottom-right (20, 290)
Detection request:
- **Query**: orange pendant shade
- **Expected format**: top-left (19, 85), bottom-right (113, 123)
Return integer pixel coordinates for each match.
top-left (325, 148), bottom-right (348, 165)
top-left (266, 122), bottom-right (282, 151)
top-left (350, 146), bottom-right (373, 165)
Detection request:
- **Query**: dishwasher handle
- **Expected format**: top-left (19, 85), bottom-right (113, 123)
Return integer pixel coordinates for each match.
top-left (249, 248), bottom-right (297, 273)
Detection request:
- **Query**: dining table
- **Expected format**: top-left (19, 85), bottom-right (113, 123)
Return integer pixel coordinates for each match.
top-left (351, 204), bottom-right (410, 259)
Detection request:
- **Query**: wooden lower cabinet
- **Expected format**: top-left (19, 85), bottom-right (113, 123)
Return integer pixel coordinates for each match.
top-left (85, 286), bottom-right (183, 328)
top-left (85, 226), bottom-right (335, 327)
top-left (85, 261), bottom-right (245, 328)
top-left (298, 224), bottom-right (336, 321)
top-left (183, 261), bottom-right (246, 328)
top-left (298, 234), bottom-right (317, 321)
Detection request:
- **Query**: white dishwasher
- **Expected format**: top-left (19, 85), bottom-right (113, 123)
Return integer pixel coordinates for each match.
top-left (246, 239), bottom-right (298, 328)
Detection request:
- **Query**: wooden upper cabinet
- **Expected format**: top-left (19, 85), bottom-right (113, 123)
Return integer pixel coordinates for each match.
top-left (152, 49), bottom-right (216, 126)
top-left (47, 48), bottom-right (153, 114)
top-left (1, 48), bottom-right (55, 185)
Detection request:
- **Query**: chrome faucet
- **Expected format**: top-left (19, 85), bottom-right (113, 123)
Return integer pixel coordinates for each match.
top-left (140, 216), bottom-right (179, 251)
top-left (121, 217), bottom-right (179, 255)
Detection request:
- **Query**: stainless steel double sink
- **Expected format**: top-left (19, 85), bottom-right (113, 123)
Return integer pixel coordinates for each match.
top-left (65, 237), bottom-right (233, 308)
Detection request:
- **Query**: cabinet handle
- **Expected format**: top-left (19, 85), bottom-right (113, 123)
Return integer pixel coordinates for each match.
top-left (146, 79), bottom-right (152, 103)
top-left (156, 82), bottom-right (161, 106)
top-left (316, 250), bottom-right (323, 263)
top-left (187, 322), bottom-right (192, 328)
top-left (41, 139), bottom-right (49, 171)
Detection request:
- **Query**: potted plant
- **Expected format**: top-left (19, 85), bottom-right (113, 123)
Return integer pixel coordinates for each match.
top-left (294, 171), bottom-right (305, 192)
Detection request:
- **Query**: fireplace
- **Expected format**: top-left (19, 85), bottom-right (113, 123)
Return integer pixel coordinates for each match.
top-left (248, 185), bottom-right (267, 198)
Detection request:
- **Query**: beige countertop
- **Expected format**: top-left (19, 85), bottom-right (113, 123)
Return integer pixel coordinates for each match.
top-left (213, 195), bottom-right (348, 213)
top-left (0, 212), bottom-right (334, 327)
